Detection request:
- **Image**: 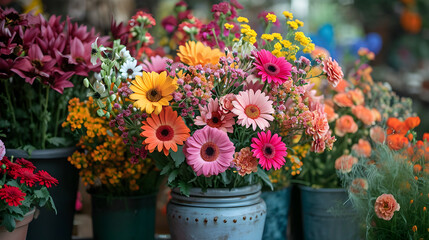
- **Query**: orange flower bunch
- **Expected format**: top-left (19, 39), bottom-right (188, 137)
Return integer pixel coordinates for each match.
top-left (63, 98), bottom-right (156, 194)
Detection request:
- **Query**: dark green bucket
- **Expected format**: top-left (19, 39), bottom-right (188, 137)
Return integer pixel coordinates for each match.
top-left (261, 187), bottom-right (292, 240)
top-left (91, 193), bottom-right (157, 240)
top-left (300, 186), bottom-right (360, 240)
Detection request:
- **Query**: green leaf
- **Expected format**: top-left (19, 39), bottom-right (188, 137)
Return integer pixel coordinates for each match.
top-left (178, 181), bottom-right (191, 197)
top-left (2, 214), bottom-right (15, 232)
top-left (168, 170), bottom-right (179, 184)
top-left (220, 171), bottom-right (231, 184)
top-left (47, 137), bottom-right (68, 147)
top-left (255, 168), bottom-right (273, 190)
top-left (170, 146), bottom-right (185, 167)
top-left (160, 163), bottom-right (171, 175)
top-left (96, 109), bottom-right (105, 117)
top-left (22, 145), bottom-right (36, 155)
top-left (8, 206), bottom-right (23, 216)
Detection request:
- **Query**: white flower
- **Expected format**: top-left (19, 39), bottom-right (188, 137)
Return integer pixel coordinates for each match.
top-left (116, 48), bottom-right (131, 60)
top-left (232, 39), bottom-right (255, 58)
top-left (119, 59), bottom-right (143, 79)
top-left (90, 38), bottom-right (106, 65)
top-left (94, 80), bottom-right (106, 95)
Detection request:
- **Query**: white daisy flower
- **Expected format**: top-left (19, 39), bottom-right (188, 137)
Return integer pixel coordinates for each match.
top-left (119, 59), bottom-right (143, 79)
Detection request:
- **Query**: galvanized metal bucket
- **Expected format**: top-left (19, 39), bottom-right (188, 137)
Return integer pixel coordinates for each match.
top-left (167, 185), bottom-right (267, 240)
top-left (300, 186), bottom-right (360, 240)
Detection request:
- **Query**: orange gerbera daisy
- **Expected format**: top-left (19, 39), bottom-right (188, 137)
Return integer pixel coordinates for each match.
top-left (177, 41), bottom-right (224, 66)
top-left (141, 106), bottom-right (190, 155)
top-left (129, 71), bottom-right (177, 114)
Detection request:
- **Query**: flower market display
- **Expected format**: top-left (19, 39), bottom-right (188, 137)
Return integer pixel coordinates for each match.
top-left (82, 1), bottom-right (339, 239)
top-left (0, 139), bottom-right (57, 237)
top-left (88, 1), bottom-right (335, 197)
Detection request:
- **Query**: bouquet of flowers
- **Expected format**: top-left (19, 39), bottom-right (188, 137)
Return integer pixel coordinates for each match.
top-left (84, 1), bottom-right (340, 196)
top-left (0, 139), bottom-right (57, 232)
top-left (0, 7), bottom-right (105, 150)
top-left (338, 116), bottom-right (429, 239)
top-left (298, 48), bottom-right (414, 188)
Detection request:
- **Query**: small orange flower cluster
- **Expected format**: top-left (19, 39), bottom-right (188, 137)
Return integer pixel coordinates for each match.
top-left (63, 98), bottom-right (153, 192)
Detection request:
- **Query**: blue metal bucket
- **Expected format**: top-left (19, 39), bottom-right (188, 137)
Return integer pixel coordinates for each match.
top-left (167, 185), bottom-right (266, 240)
top-left (261, 187), bottom-right (292, 240)
top-left (300, 186), bottom-right (360, 240)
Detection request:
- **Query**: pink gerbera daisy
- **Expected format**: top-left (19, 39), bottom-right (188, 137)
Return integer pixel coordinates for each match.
top-left (142, 55), bottom-right (169, 74)
top-left (184, 126), bottom-right (235, 176)
top-left (251, 130), bottom-right (287, 170)
top-left (195, 98), bottom-right (235, 133)
top-left (253, 49), bottom-right (292, 85)
top-left (232, 89), bottom-right (274, 131)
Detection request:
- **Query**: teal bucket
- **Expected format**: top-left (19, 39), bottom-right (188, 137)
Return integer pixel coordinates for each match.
top-left (261, 187), bottom-right (292, 240)
top-left (300, 186), bottom-right (359, 240)
top-left (91, 193), bottom-right (157, 240)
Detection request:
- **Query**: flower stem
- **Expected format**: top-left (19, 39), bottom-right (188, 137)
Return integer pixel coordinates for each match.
top-left (40, 86), bottom-right (50, 149)
top-left (3, 79), bottom-right (17, 128)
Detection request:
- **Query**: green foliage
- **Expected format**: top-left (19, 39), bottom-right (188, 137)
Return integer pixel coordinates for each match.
top-left (339, 144), bottom-right (429, 239)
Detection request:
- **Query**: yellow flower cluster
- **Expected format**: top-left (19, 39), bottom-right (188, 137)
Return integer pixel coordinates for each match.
top-left (266, 13), bottom-right (277, 23)
top-left (240, 24), bottom-right (257, 44)
top-left (268, 144), bottom-right (309, 187)
top-left (294, 32), bottom-right (315, 54)
top-left (224, 23), bottom-right (234, 30)
top-left (237, 16), bottom-right (249, 23)
top-left (63, 98), bottom-right (153, 192)
top-left (282, 11), bottom-right (293, 19)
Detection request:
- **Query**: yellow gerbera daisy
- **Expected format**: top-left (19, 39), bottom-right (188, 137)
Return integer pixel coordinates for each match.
top-left (177, 41), bottom-right (224, 66)
top-left (129, 71), bottom-right (177, 114)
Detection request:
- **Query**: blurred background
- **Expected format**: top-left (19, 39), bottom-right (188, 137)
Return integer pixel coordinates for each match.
top-left (1, 0), bottom-right (428, 239)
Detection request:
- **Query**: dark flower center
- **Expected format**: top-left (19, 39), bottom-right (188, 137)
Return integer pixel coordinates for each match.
top-left (91, 48), bottom-right (97, 54)
top-left (147, 88), bottom-right (162, 102)
top-left (127, 68), bottom-right (134, 75)
top-left (263, 144), bottom-right (275, 159)
top-left (205, 147), bottom-right (215, 156)
top-left (200, 142), bottom-right (219, 162)
top-left (156, 125), bottom-right (174, 141)
top-left (207, 112), bottom-right (222, 128)
top-left (264, 63), bottom-right (280, 76)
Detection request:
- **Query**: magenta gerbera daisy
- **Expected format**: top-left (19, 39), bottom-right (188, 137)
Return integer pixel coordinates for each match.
top-left (184, 126), bottom-right (235, 176)
top-left (253, 49), bottom-right (292, 85)
top-left (251, 130), bottom-right (287, 170)
top-left (195, 98), bottom-right (235, 133)
top-left (232, 89), bottom-right (274, 131)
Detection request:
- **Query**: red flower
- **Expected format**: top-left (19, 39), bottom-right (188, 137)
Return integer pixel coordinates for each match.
top-left (37, 170), bottom-right (58, 188)
top-left (16, 158), bottom-right (36, 170)
top-left (0, 157), bottom-right (21, 177)
top-left (16, 168), bottom-right (39, 187)
top-left (0, 185), bottom-right (26, 207)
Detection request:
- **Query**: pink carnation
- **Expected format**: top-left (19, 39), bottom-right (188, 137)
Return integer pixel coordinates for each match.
top-left (322, 57), bottom-right (343, 87)
top-left (335, 155), bottom-right (358, 173)
top-left (374, 194), bottom-right (400, 221)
